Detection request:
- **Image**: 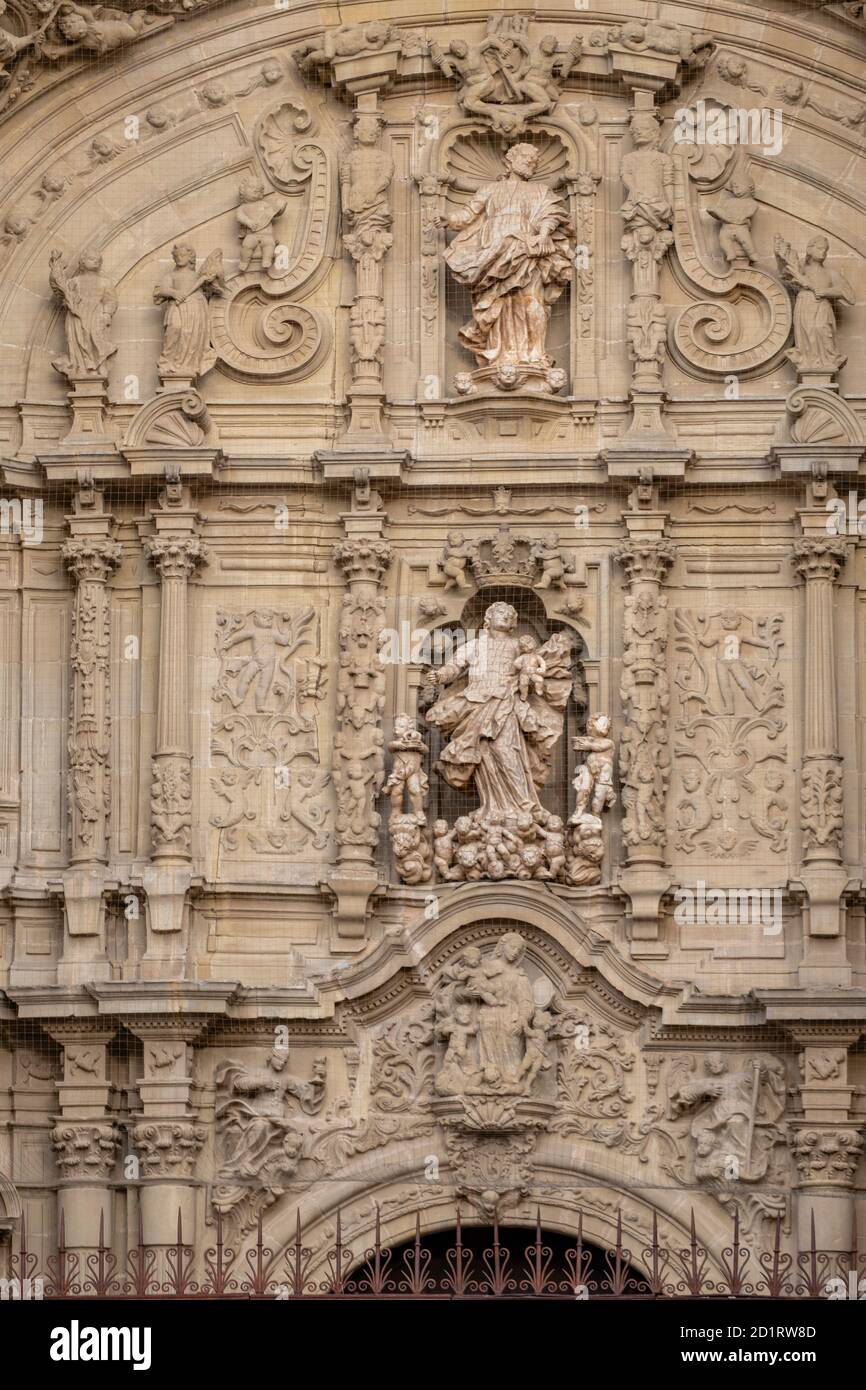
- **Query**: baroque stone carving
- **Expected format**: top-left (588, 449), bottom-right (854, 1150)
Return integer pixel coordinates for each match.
top-left (436, 527), bottom-right (575, 589)
top-left (670, 130), bottom-right (792, 378)
top-left (430, 15), bottom-right (582, 135)
top-left (329, 538), bottom-right (392, 934)
top-left (236, 175), bottom-right (286, 275)
top-left (49, 248), bottom-right (117, 379)
top-left (384, 714), bottom-right (432, 885)
top-left (51, 1121), bottom-right (120, 1179)
top-left (668, 1052), bottom-right (787, 1183)
top-left (707, 173), bottom-right (758, 265)
top-left (674, 609), bottom-right (787, 858)
top-left (791, 538), bottom-right (848, 864)
top-left (775, 235), bottom-right (854, 383)
top-left (791, 1127), bottom-right (864, 1185)
top-left (431, 935), bottom-right (559, 1098)
top-left (442, 143), bottom-right (575, 394)
top-left (567, 714), bottom-right (616, 887)
top-left (132, 1121), bottom-right (205, 1179)
top-left (425, 603), bottom-right (573, 881)
top-left (212, 1052), bottom-right (327, 1233)
top-left (210, 607), bottom-right (329, 857)
top-left (144, 534), bottom-right (208, 860)
top-left (293, 21), bottom-right (399, 76)
top-left (154, 244), bottom-right (226, 384)
top-left (614, 541), bottom-right (674, 854)
top-left (62, 535), bottom-right (122, 862)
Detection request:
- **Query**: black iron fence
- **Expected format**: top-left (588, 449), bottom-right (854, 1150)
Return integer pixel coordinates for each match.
top-left (3, 1206), bottom-right (864, 1299)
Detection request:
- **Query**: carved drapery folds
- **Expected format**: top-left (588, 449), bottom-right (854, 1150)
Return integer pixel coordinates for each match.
top-left (424, 602), bottom-right (574, 882)
top-left (212, 1052), bottom-right (326, 1235)
top-left (62, 531), bottom-right (122, 864)
top-left (442, 142), bottom-right (576, 395)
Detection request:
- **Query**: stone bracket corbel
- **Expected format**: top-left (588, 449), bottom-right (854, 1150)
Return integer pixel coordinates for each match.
top-left (614, 866), bottom-right (673, 958)
top-left (322, 867), bottom-right (385, 949)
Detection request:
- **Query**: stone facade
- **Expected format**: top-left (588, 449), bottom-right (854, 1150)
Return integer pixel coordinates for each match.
top-left (0, 0), bottom-right (865, 1290)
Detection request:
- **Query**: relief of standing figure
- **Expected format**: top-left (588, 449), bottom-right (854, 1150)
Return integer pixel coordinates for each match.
top-left (49, 247), bottom-right (118, 379)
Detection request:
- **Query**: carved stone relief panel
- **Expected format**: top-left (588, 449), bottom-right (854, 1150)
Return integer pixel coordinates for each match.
top-left (673, 608), bottom-right (789, 861)
top-left (208, 605), bottom-right (331, 866)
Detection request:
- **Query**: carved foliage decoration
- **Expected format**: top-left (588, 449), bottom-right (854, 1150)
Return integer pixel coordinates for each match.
top-left (209, 606), bottom-right (330, 857)
top-left (674, 610), bottom-right (787, 858)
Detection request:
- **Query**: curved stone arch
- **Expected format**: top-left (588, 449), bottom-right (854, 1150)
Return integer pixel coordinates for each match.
top-left (323, 881), bottom-right (674, 1017)
top-left (263, 1156), bottom-right (730, 1288)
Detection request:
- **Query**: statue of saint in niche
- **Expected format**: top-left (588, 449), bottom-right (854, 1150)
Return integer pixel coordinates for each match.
top-left (425, 601), bottom-right (572, 878)
top-left (442, 143), bottom-right (575, 393)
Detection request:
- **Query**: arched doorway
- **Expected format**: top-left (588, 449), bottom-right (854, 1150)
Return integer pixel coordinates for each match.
top-left (345, 1221), bottom-right (650, 1297)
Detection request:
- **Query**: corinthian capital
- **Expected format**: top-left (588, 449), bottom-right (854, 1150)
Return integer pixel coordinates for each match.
top-left (791, 1125), bottom-right (864, 1186)
top-left (791, 536), bottom-right (848, 583)
top-left (131, 1120), bottom-right (205, 1178)
top-left (333, 538), bottom-right (393, 585)
top-left (144, 535), bottom-right (208, 581)
top-left (614, 537), bottom-right (676, 585)
top-left (62, 538), bottom-right (123, 584)
top-left (51, 1121), bottom-right (121, 1180)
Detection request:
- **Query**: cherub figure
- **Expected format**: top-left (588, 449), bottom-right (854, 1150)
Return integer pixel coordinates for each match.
top-left (453, 842), bottom-right (483, 881)
top-left (390, 814), bottom-right (432, 885)
top-left (707, 173), bottom-right (758, 264)
top-left (536, 814), bottom-right (566, 880)
top-left (520, 33), bottom-right (583, 109)
top-left (513, 634), bottom-right (546, 700)
top-left (571, 714), bottom-right (616, 819)
top-left (519, 1009), bottom-right (553, 1088)
top-left (429, 37), bottom-right (499, 120)
top-left (532, 534), bottom-right (570, 590)
top-left (440, 531), bottom-right (476, 590)
top-left (43, 4), bottom-right (161, 58)
top-left (383, 713), bottom-right (429, 819)
top-left (237, 176), bottom-right (286, 273)
top-left (435, 1003), bottom-right (480, 1095)
top-left (433, 819), bottom-right (456, 878)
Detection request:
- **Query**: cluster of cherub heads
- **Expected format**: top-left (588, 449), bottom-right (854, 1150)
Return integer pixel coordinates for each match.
top-left (434, 806), bottom-right (566, 882)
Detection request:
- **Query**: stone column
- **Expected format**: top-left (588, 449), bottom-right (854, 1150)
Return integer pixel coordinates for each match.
top-left (791, 534), bottom-right (850, 976)
top-left (47, 1026), bottom-right (120, 1253)
top-left (129, 1024), bottom-right (204, 1257)
top-left (614, 529), bottom-right (675, 954)
top-left (327, 526), bottom-right (392, 947)
top-left (618, 90), bottom-right (675, 443)
top-left (340, 99), bottom-right (393, 448)
top-left (788, 1026), bottom-right (865, 1255)
top-left (60, 499), bottom-right (122, 983)
top-left (141, 519), bottom-right (207, 971)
